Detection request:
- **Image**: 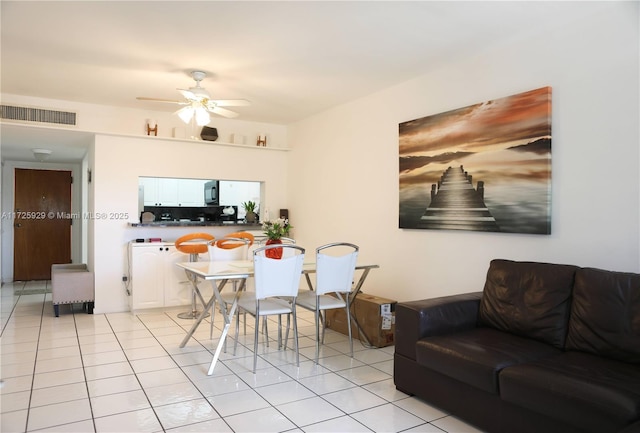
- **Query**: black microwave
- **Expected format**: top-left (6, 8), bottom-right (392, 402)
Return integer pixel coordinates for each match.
top-left (204, 180), bottom-right (219, 205)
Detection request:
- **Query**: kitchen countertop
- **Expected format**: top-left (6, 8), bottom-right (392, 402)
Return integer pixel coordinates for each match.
top-left (129, 221), bottom-right (262, 228)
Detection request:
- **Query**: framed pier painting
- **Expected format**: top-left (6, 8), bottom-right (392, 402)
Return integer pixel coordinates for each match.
top-left (399, 86), bottom-right (552, 235)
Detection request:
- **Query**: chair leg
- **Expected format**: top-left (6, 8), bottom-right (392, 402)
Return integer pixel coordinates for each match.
top-left (253, 310), bottom-right (260, 374)
top-left (345, 300), bottom-right (353, 357)
top-left (314, 305), bottom-right (321, 363)
top-left (54, 304), bottom-right (60, 317)
top-left (292, 306), bottom-right (299, 367)
top-left (87, 302), bottom-right (94, 314)
top-left (233, 307), bottom-right (240, 356)
top-left (284, 313), bottom-right (293, 350)
top-left (277, 314), bottom-right (283, 349)
top-left (263, 318), bottom-right (269, 348)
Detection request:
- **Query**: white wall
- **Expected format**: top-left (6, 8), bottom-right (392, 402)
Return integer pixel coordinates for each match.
top-left (288, 2), bottom-right (640, 302)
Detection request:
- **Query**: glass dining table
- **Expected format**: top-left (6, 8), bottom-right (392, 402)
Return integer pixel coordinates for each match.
top-left (176, 259), bottom-right (379, 375)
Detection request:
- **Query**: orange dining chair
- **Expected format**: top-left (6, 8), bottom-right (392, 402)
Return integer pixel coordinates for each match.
top-left (175, 232), bottom-right (215, 319)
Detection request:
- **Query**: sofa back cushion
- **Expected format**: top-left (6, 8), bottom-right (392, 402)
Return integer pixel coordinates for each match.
top-left (566, 267), bottom-right (640, 363)
top-left (478, 259), bottom-right (578, 349)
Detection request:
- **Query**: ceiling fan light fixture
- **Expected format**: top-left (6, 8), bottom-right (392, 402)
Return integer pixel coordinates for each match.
top-left (139, 69), bottom-right (248, 122)
top-left (195, 107), bottom-right (211, 126)
top-left (177, 106), bottom-right (194, 124)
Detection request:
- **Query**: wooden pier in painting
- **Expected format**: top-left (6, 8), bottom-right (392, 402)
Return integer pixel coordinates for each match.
top-left (419, 165), bottom-right (500, 232)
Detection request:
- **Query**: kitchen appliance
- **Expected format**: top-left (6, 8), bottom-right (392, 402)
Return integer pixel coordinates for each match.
top-left (204, 180), bottom-right (219, 205)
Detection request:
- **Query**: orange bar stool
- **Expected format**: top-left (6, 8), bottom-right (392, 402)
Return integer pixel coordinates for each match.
top-left (217, 231), bottom-right (255, 250)
top-left (175, 232), bottom-right (215, 319)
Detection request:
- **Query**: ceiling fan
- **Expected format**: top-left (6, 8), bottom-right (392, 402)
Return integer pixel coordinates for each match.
top-left (136, 71), bottom-right (250, 125)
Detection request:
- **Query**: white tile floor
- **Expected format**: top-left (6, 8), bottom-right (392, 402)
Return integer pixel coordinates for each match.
top-left (1, 280), bottom-right (483, 433)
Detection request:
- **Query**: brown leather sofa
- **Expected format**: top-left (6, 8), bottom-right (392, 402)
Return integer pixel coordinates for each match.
top-left (394, 259), bottom-right (640, 433)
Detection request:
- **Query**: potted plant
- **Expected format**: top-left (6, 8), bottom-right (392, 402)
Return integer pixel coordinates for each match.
top-left (242, 201), bottom-right (258, 223)
top-left (261, 218), bottom-right (293, 259)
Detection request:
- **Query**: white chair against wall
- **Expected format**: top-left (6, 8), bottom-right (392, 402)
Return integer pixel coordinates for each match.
top-left (175, 232), bottom-right (215, 319)
top-left (296, 242), bottom-right (359, 362)
top-left (235, 243), bottom-right (305, 373)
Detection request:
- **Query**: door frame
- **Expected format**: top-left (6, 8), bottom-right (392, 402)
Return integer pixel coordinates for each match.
top-left (1, 160), bottom-right (83, 283)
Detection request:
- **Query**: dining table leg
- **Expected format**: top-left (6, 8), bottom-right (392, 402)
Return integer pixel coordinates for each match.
top-left (179, 277), bottom-right (229, 348)
top-left (207, 279), bottom-right (244, 375)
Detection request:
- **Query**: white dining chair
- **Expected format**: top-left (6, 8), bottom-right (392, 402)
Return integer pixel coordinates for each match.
top-left (296, 242), bottom-right (359, 362)
top-left (246, 236), bottom-right (297, 339)
top-left (235, 243), bottom-right (305, 373)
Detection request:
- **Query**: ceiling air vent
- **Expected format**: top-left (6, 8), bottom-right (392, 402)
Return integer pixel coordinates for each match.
top-left (0, 105), bottom-right (77, 126)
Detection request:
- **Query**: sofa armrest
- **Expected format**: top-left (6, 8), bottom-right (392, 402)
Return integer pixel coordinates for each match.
top-left (395, 292), bottom-right (482, 360)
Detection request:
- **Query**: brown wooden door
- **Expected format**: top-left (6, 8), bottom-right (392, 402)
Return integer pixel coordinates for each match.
top-left (13, 168), bottom-right (72, 280)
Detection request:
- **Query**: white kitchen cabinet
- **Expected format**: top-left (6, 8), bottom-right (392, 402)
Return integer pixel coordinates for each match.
top-left (141, 178), bottom-right (207, 207)
top-left (141, 178), bottom-right (179, 206)
top-left (129, 242), bottom-right (200, 310)
top-left (177, 179), bottom-right (206, 207)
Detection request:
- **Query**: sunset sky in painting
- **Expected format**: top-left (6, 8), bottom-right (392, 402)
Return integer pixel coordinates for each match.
top-left (399, 87), bottom-right (551, 157)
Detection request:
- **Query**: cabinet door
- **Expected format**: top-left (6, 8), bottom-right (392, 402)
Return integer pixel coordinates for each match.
top-left (157, 178), bottom-right (179, 206)
top-left (130, 245), bottom-right (165, 310)
top-left (140, 177), bottom-right (159, 206)
top-left (177, 179), bottom-right (206, 207)
top-left (164, 247), bottom-right (193, 306)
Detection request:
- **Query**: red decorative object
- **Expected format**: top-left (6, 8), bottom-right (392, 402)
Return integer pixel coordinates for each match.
top-left (265, 238), bottom-right (283, 259)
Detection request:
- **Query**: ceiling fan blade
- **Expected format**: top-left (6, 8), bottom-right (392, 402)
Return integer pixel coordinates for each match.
top-left (210, 106), bottom-right (239, 118)
top-left (136, 97), bottom-right (184, 104)
top-left (212, 99), bottom-right (251, 107)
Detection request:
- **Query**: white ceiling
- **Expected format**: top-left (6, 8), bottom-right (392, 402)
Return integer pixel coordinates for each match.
top-left (1, 1), bottom-right (580, 162)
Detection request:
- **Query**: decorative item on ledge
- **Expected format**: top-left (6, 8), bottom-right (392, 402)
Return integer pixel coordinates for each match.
top-left (230, 133), bottom-right (245, 145)
top-left (262, 217), bottom-right (293, 259)
top-left (257, 134), bottom-right (267, 147)
top-left (146, 119), bottom-right (158, 136)
top-left (201, 126), bottom-right (218, 141)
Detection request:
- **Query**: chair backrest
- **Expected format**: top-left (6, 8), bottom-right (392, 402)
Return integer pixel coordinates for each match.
top-left (316, 242), bottom-right (359, 296)
top-left (219, 231), bottom-right (254, 248)
top-left (253, 244), bottom-right (305, 300)
top-left (208, 237), bottom-right (250, 261)
top-left (175, 233), bottom-right (215, 255)
top-left (279, 237), bottom-right (297, 258)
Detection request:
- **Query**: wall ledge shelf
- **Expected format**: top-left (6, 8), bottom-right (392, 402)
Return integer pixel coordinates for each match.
top-left (0, 120), bottom-right (291, 151)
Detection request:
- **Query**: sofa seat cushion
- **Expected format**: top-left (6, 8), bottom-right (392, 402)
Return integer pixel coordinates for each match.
top-left (415, 327), bottom-right (561, 393)
top-left (500, 351), bottom-right (640, 433)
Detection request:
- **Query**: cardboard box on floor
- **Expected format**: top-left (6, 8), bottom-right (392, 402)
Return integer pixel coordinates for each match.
top-left (325, 293), bottom-right (396, 348)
